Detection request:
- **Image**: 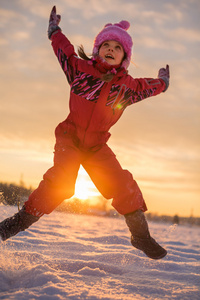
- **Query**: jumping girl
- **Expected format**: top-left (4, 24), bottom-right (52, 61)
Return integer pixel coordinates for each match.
top-left (0, 6), bottom-right (170, 259)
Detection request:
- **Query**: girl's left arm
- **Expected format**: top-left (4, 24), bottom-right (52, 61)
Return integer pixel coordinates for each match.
top-left (127, 65), bottom-right (170, 104)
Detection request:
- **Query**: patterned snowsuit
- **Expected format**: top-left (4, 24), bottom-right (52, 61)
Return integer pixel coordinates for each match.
top-left (25, 31), bottom-right (167, 217)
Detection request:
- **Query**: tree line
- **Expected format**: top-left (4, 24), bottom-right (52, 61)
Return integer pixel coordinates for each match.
top-left (0, 182), bottom-right (33, 206)
top-left (1, 182), bottom-right (200, 226)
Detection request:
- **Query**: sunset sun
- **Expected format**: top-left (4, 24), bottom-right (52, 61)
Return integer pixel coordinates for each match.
top-left (74, 167), bottom-right (99, 201)
top-left (74, 178), bottom-right (91, 200)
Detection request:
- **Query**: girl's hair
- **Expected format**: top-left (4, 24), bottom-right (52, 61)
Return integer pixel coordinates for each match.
top-left (77, 45), bottom-right (91, 61)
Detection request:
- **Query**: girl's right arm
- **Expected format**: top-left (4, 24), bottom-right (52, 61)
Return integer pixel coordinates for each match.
top-left (48, 6), bottom-right (78, 85)
top-left (51, 31), bottom-right (78, 85)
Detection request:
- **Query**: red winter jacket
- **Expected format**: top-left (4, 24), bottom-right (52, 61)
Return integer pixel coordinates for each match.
top-left (51, 31), bottom-right (166, 150)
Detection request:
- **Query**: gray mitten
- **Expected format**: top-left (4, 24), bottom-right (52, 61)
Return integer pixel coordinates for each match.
top-left (48, 6), bottom-right (61, 40)
top-left (158, 64), bottom-right (170, 91)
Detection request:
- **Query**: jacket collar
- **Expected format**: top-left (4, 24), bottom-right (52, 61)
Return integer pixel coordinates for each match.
top-left (92, 55), bottom-right (126, 75)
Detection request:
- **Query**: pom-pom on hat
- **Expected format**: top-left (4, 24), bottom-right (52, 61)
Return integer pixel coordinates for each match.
top-left (92, 20), bottom-right (133, 69)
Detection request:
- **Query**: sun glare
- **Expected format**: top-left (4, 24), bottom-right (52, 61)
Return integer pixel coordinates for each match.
top-left (74, 179), bottom-right (91, 200)
top-left (74, 167), bottom-right (99, 200)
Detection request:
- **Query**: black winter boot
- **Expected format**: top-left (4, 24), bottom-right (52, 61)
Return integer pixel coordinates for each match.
top-left (0, 206), bottom-right (40, 241)
top-left (125, 210), bottom-right (167, 260)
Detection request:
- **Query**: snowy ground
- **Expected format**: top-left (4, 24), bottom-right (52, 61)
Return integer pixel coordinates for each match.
top-left (0, 206), bottom-right (199, 300)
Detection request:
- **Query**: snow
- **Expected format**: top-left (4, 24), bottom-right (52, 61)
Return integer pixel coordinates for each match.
top-left (0, 206), bottom-right (199, 300)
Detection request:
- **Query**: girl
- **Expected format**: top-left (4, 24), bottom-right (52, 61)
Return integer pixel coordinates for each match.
top-left (0, 6), bottom-right (169, 260)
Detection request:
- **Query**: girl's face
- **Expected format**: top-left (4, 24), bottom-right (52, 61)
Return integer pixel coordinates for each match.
top-left (99, 40), bottom-right (125, 65)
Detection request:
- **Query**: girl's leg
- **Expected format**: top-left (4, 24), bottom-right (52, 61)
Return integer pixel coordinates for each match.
top-left (0, 136), bottom-right (81, 241)
top-left (25, 139), bottom-right (81, 216)
top-left (82, 144), bottom-right (167, 259)
top-left (82, 144), bottom-right (147, 215)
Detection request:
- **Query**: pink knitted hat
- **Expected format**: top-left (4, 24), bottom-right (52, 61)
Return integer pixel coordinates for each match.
top-left (92, 20), bottom-right (133, 69)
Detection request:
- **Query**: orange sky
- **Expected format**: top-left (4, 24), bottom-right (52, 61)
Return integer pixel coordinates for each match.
top-left (0, 0), bottom-right (200, 217)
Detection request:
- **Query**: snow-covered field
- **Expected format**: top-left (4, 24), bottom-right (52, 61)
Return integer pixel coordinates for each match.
top-left (0, 205), bottom-right (199, 300)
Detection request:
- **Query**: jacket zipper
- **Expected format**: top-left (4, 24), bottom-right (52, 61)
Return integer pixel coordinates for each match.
top-left (82, 80), bottom-right (112, 147)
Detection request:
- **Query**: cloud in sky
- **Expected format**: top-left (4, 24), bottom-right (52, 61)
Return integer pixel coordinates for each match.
top-left (0, 0), bottom-right (199, 217)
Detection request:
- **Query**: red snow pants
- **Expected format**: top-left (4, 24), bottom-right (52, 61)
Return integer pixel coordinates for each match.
top-left (25, 131), bottom-right (147, 217)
